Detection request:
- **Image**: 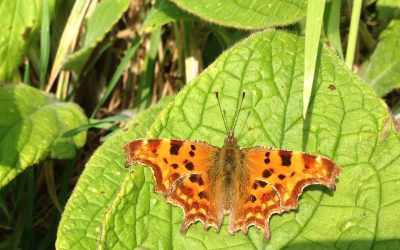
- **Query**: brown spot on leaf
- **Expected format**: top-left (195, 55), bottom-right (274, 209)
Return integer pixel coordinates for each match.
top-left (23, 27), bottom-right (32, 40)
top-left (264, 158), bottom-right (270, 164)
top-left (191, 145), bottom-right (196, 150)
top-left (328, 84), bottom-right (336, 90)
top-left (163, 157), bottom-right (168, 164)
top-left (278, 174), bottom-right (286, 180)
top-left (189, 151), bottom-right (195, 157)
top-left (171, 163), bottom-right (179, 169)
top-left (250, 195), bottom-right (257, 203)
top-left (252, 182), bottom-right (258, 189)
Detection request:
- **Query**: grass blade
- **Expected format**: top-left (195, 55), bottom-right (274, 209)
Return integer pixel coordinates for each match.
top-left (135, 28), bottom-right (161, 110)
top-left (345, 0), bottom-right (363, 68)
top-left (46, 0), bottom-right (91, 92)
top-left (91, 36), bottom-right (141, 118)
top-left (303, 0), bottom-right (326, 118)
top-left (40, 0), bottom-right (50, 90)
top-left (324, 0), bottom-right (343, 58)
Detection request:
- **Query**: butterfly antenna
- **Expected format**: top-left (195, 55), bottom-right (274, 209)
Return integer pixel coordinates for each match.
top-left (215, 92), bottom-right (229, 133)
top-left (232, 92), bottom-right (246, 132)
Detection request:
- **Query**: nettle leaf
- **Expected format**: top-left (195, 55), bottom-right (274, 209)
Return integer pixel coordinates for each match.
top-left (56, 97), bottom-right (171, 250)
top-left (0, 84), bottom-right (87, 188)
top-left (99, 30), bottom-right (399, 249)
top-left (58, 30), bottom-right (400, 249)
top-left (0, 0), bottom-right (56, 81)
top-left (171, 0), bottom-right (307, 29)
top-left (364, 19), bottom-right (400, 96)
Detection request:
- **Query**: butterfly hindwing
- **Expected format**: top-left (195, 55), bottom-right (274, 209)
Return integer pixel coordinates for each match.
top-left (124, 139), bottom-right (224, 231)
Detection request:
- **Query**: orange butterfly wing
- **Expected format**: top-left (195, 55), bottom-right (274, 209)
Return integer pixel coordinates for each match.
top-left (124, 139), bottom-right (223, 232)
top-left (230, 147), bottom-right (340, 239)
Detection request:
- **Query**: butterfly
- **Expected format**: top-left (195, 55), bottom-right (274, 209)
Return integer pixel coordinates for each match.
top-left (124, 92), bottom-right (340, 239)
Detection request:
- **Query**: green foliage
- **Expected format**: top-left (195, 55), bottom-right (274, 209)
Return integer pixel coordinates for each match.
top-left (0, 0), bottom-right (56, 81)
top-left (63, 0), bottom-right (131, 72)
top-left (364, 19), bottom-right (400, 96)
top-left (171, 0), bottom-right (307, 29)
top-left (57, 30), bottom-right (400, 249)
top-left (56, 97), bottom-right (171, 250)
top-left (0, 0), bottom-right (399, 249)
top-left (142, 0), bottom-right (197, 33)
top-left (0, 84), bottom-right (87, 188)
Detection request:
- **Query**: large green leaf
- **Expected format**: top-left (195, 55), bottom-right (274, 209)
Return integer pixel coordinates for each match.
top-left (171, 0), bottom-right (307, 29)
top-left (59, 30), bottom-right (400, 249)
top-left (0, 0), bottom-right (56, 81)
top-left (364, 19), bottom-right (400, 96)
top-left (102, 30), bottom-right (399, 249)
top-left (63, 0), bottom-right (131, 72)
top-left (56, 97), bottom-right (172, 250)
top-left (0, 84), bottom-right (87, 188)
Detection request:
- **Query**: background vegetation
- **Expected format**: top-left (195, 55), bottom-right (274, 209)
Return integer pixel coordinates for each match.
top-left (0, 0), bottom-right (399, 249)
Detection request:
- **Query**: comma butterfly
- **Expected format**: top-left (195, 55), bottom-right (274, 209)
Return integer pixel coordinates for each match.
top-left (124, 92), bottom-right (340, 239)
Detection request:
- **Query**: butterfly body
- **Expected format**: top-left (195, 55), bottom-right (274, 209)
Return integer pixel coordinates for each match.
top-left (124, 130), bottom-right (340, 239)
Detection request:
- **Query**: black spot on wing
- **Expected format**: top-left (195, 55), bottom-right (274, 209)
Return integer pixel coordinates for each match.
top-left (170, 141), bottom-right (183, 155)
top-left (262, 169), bottom-right (271, 178)
top-left (256, 180), bottom-right (267, 188)
top-left (279, 151), bottom-right (292, 166)
top-left (198, 191), bottom-right (206, 199)
top-left (185, 162), bottom-right (194, 170)
top-left (189, 174), bottom-right (198, 183)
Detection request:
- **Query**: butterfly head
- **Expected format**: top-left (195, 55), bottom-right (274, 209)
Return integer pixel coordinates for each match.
top-left (225, 130), bottom-right (238, 145)
top-left (216, 92), bottom-right (245, 147)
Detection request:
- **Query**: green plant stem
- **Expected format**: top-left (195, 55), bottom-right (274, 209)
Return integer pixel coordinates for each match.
top-left (345, 0), bottom-right (363, 68)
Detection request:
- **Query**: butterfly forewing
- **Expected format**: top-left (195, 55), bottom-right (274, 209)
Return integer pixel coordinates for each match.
top-left (242, 147), bottom-right (340, 208)
top-left (124, 139), bottom-right (224, 231)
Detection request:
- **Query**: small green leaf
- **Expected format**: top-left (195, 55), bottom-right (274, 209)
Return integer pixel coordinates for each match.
top-left (0, 0), bottom-right (56, 81)
top-left (56, 98), bottom-right (171, 250)
top-left (63, 0), bottom-right (131, 72)
top-left (171, 0), bottom-right (307, 29)
top-left (142, 0), bottom-right (197, 33)
top-left (0, 84), bottom-right (87, 188)
top-left (364, 19), bottom-right (400, 96)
